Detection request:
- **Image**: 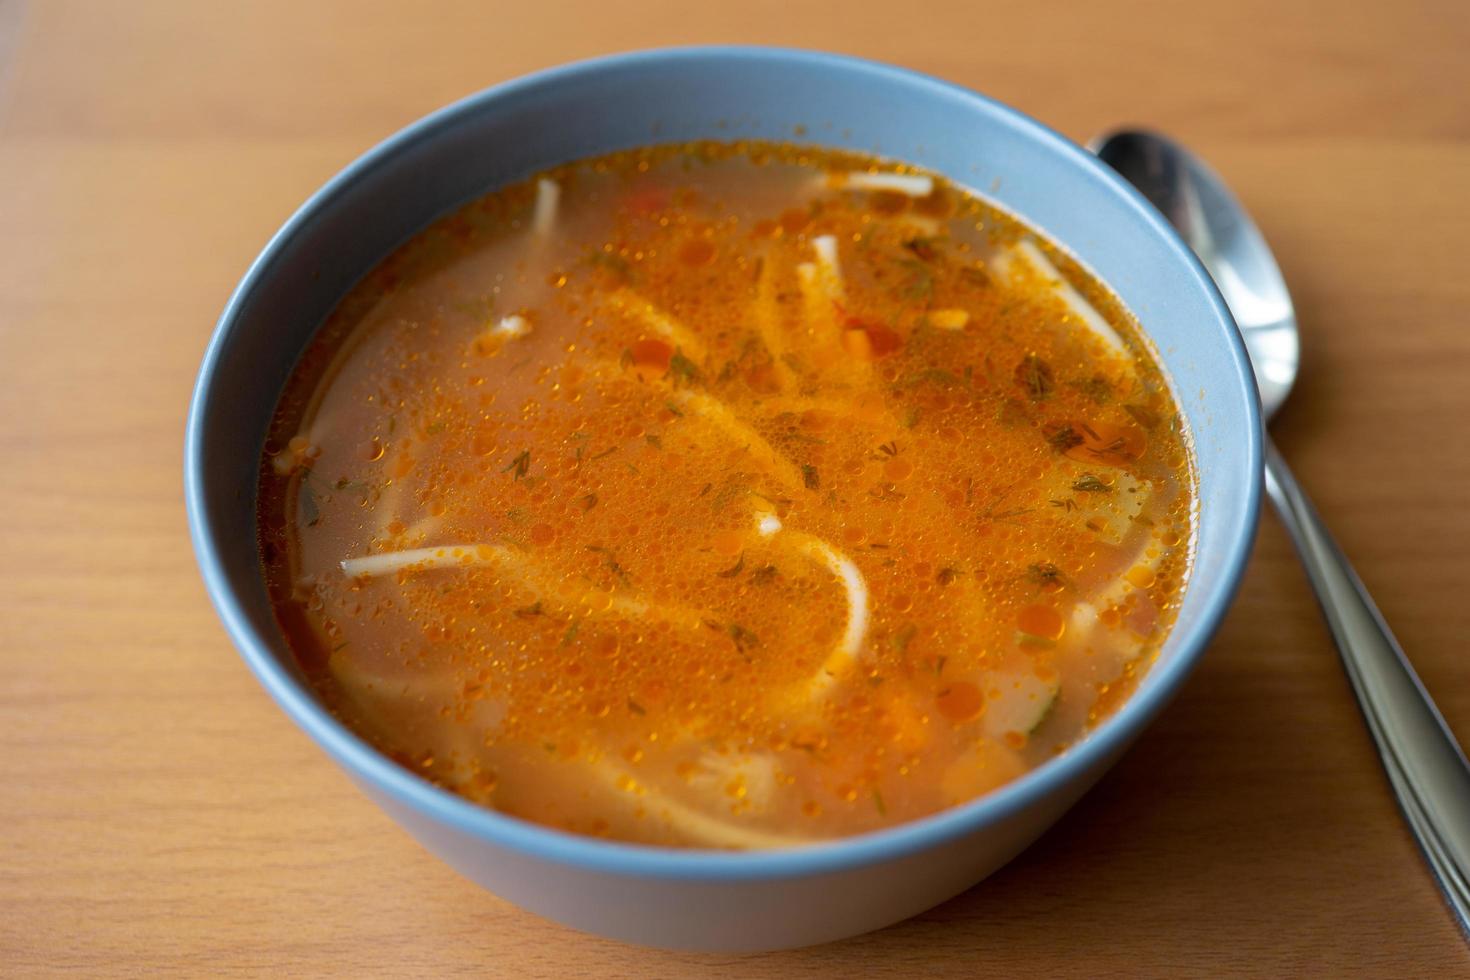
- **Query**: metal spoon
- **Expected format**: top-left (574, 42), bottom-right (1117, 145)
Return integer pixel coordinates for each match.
top-left (1091, 128), bottom-right (1470, 934)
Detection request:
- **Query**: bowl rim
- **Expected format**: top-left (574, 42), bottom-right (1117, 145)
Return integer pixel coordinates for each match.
top-left (185, 44), bottom-right (1263, 882)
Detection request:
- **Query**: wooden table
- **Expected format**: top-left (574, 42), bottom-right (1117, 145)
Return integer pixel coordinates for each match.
top-left (4, 1), bottom-right (1466, 974)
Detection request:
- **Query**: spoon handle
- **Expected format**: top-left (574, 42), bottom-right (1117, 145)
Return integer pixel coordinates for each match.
top-left (1264, 439), bottom-right (1470, 934)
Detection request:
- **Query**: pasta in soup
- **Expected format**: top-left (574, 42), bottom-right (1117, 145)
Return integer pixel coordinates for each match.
top-left (258, 141), bottom-right (1196, 849)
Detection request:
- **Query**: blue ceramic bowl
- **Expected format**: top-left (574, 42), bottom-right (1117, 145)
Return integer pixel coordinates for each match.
top-left (186, 47), bottom-right (1261, 952)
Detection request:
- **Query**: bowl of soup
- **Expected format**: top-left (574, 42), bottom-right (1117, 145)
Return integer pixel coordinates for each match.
top-left (186, 46), bottom-right (1261, 951)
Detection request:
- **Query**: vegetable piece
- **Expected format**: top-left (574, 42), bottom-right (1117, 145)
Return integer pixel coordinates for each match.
top-left (982, 670), bottom-right (1061, 738)
top-left (689, 752), bottom-right (779, 812)
top-left (928, 308), bottom-right (970, 331)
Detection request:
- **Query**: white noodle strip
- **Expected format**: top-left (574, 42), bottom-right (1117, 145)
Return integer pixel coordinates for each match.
top-left (607, 289), bottom-right (708, 363)
top-left (593, 763), bottom-right (809, 850)
top-left (492, 314), bottom-right (529, 339)
top-left (810, 234), bottom-right (841, 283)
top-left (830, 171), bottom-right (935, 197)
top-left (753, 255), bottom-right (797, 390)
top-left (669, 390), bottom-right (804, 489)
top-left (341, 544), bottom-right (509, 579)
top-left (787, 532), bottom-right (870, 688)
top-left (338, 541), bottom-right (717, 631)
top-left (757, 514), bottom-right (782, 537)
top-left (1004, 240), bottom-right (1128, 354)
top-left (531, 178), bottom-right (559, 237)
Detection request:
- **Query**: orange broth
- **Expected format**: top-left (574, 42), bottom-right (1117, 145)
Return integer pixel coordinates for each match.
top-left (257, 141), bottom-right (1196, 848)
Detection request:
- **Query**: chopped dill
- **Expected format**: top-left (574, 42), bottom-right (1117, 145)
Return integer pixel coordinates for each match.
top-left (1070, 375), bottom-right (1114, 405)
top-left (1016, 354), bottom-right (1054, 401)
top-left (716, 554), bottom-right (745, 578)
top-left (902, 237), bottom-right (939, 262)
top-left (1071, 473), bottom-right (1112, 493)
top-left (728, 623), bottom-right (759, 653)
top-left (1046, 424), bottom-right (1084, 452)
top-left (801, 464), bottom-right (821, 491)
top-left (560, 620), bottom-right (582, 647)
top-left (669, 349), bottom-right (701, 384)
top-left (502, 449), bottom-right (531, 480)
top-left (1027, 562), bottom-right (1067, 588)
top-left (299, 483), bottom-right (321, 527)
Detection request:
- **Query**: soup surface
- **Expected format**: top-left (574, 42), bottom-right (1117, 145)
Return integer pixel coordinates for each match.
top-left (259, 141), bottom-right (1196, 849)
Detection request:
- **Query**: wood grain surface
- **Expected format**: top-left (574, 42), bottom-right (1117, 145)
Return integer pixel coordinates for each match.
top-left (2, 1), bottom-right (1467, 974)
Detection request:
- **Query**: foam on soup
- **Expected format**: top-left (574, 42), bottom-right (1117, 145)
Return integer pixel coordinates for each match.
top-left (258, 142), bottom-right (1196, 849)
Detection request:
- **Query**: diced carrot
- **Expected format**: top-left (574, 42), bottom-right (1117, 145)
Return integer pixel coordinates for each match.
top-left (679, 240), bottom-right (716, 266)
top-left (629, 338), bottom-right (673, 380)
top-left (844, 317), bottom-right (902, 359)
top-left (624, 187), bottom-right (668, 214)
top-left (864, 323), bottom-right (904, 357)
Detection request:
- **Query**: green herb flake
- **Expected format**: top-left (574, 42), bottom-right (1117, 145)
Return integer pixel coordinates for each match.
top-left (299, 483), bottom-right (321, 528)
top-left (502, 449), bottom-right (531, 480)
top-left (1045, 424), bottom-right (1084, 452)
top-left (669, 349), bottom-right (701, 384)
top-left (801, 464), bottom-right (821, 491)
top-left (1123, 403), bottom-right (1161, 429)
top-left (1071, 375), bottom-right (1114, 406)
top-left (1027, 562), bottom-right (1067, 589)
top-left (1015, 354), bottom-right (1055, 402)
top-left (1071, 473), bottom-right (1112, 493)
top-left (728, 623), bottom-right (759, 653)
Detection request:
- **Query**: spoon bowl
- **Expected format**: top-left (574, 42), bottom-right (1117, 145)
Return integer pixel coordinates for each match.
top-left (1089, 130), bottom-right (1299, 418)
